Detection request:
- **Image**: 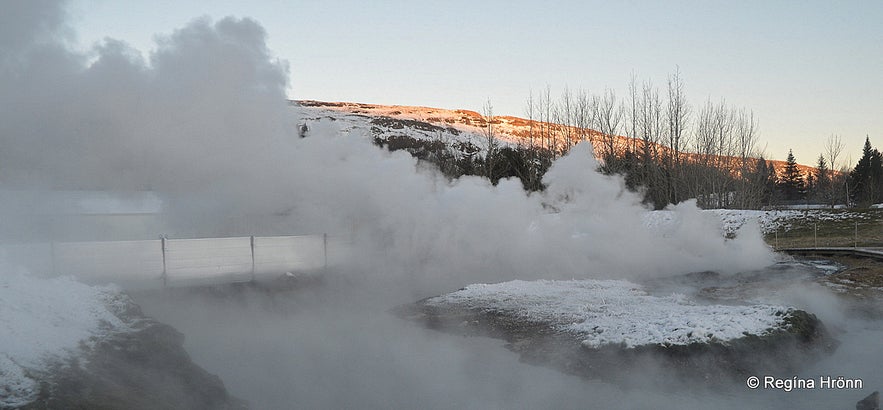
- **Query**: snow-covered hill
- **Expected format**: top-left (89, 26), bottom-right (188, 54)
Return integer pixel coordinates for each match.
top-left (293, 100), bottom-right (506, 157)
top-left (291, 100), bottom-right (822, 176)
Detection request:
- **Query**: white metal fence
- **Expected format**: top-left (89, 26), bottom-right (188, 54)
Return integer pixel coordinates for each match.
top-left (1, 234), bottom-right (328, 290)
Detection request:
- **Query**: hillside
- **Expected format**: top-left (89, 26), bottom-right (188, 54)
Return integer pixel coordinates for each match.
top-left (292, 100), bottom-right (822, 177)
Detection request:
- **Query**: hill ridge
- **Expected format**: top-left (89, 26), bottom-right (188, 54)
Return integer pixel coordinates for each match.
top-left (292, 99), bottom-right (824, 177)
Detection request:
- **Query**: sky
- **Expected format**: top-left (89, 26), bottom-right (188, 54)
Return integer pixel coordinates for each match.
top-left (66, 0), bottom-right (883, 165)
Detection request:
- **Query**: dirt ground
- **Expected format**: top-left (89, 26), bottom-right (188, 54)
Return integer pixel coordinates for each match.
top-left (815, 255), bottom-right (883, 296)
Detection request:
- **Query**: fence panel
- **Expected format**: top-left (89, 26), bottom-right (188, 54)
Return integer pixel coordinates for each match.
top-left (253, 235), bottom-right (325, 277)
top-left (53, 240), bottom-right (164, 289)
top-left (163, 237), bottom-right (253, 287)
top-left (0, 242), bottom-right (54, 277)
top-left (2, 233), bottom-right (330, 290)
top-left (254, 235), bottom-right (327, 275)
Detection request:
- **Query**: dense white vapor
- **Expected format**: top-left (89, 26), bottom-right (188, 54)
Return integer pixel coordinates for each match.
top-left (0, 0), bottom-right (774, 289)
top-left (8, 3), bottom-right (880, 410)
top-left (0, 5), bottom-right (291, 193)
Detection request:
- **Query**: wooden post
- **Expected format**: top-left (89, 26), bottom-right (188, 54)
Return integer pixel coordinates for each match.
top-left (814, 223), bottom-right (818, 248)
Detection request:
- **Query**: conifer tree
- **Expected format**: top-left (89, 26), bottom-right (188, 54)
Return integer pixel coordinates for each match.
top-left (850, 137), bottom-right (883, 205)
top-left (778, 150), bottom-right (805, 201)
top-left (814, 154), bottom-right (830, 203)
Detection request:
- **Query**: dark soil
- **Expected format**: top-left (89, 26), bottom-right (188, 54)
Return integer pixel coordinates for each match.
top-left (18, 297), bottom-right (246, 410)
top-left (821, 255), bottom-right (883, 290)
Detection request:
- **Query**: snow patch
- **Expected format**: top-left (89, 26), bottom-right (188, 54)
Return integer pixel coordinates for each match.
top-left (428, 279), bottom-right (790, 349)
top-left (644, 208), bottom-right (871, 237)
top-left (0, 259), bottom-right (128, 407)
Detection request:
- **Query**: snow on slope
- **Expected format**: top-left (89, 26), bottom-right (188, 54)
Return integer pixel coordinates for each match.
top-left (292, 100), bottom-right (503, 156)
top-left (290, 101), bottom-right (825, 175)
top-left (0, 261), bottom-right (128, 407)
top-left (294, 100), bottom-right (856, 242)
top-left (428, 279), bottom-right (790, 348)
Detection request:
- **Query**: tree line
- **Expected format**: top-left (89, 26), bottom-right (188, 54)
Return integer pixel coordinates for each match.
top-left (374, 70), bottom-right (875, 210)
top-left (517, 71), bottom-right (781, 209)
top-left (507, 71), bottom-right (867, 210)
top-left (754, 136), bottom-right (883, 209)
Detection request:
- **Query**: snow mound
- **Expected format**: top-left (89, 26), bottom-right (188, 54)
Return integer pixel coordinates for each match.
top-left (0, 262), bottom-right (128, 407)
top-left (428, 279), bottom-right (790, 349)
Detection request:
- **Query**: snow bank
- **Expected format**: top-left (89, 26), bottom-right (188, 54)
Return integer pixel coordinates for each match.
top-left (428, 279), bottom-right (790, 349)
top-left (0, 260), bottom-right (127, 407)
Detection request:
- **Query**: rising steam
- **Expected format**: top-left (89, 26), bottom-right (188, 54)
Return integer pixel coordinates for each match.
top-left (0, 0), bottom-right (774, 295)
top-left (12, 3), bottom-right (867, 410)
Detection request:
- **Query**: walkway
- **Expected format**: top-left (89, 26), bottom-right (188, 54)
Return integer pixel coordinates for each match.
top-left (780, 247), bottom-right (883, 261)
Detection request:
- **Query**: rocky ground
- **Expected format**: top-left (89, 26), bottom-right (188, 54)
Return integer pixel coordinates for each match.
top-left (812, 255), bottom-right (883, 322)
top-left (819, 256), bottom-right (883, 292)
top-left (15, 293), bottom-right (245, 410)
top-left (395, 280), bottom-right (837, 388)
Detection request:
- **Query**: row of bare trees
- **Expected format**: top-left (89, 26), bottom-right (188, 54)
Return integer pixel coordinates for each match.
top-left (513, 70), bottom-right (788, 209)
top-left (429, 71), bottom-right (857, 210)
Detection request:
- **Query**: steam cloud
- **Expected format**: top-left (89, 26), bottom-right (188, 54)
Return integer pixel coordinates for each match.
top-left (1, 0), bottom-right (774, 295)
top-left (13, 3), bottom-right (874, 410)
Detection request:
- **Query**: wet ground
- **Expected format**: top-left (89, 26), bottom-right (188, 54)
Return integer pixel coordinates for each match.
top-left (131, 258), bottom-right (882, 410)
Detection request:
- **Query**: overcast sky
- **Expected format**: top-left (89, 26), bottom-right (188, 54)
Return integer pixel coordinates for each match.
top-left (68, 0), bottom-right (882, 165)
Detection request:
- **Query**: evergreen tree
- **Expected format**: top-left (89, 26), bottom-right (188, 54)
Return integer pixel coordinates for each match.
top-left (743, 156), bottom-right (777, 208)
top-left (805, 171), bottom-right (816, 200)
top-left (778, 150), bottom-right (805, 201)
top-left (765, 159), bottom-right (780, 205)
top-left (850, 137), bottom-right (883, 206)
top-left (814, 154), bottom-right (830, 203)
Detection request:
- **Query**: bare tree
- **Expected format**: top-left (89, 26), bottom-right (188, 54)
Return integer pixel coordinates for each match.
top-left (521, 90), bottom-right (541, 189)
top-left (482, 99), bottom-right (498, 180)
top-left (693, 98), bottom-right (750, 208)
top-left (574, 88), bottom-right (594, 144)
top-left (638, 80), bottom-right (665, 205)
top-left (628, 74), bottom-right (640, 158)
top-left (594, 88), bottom-right (624, 173)
top-left (665, 67), bottom-right (691, 204)
top-left (734, 109), bottom-right (759, 208)
top-left (541, 85), bottom-right (554, 152)
top-left (557, 86), bottom-right (575, 152)
top-left (825, 134), bottom-right (845, 207)
top-left (825, 134), bottom-right (844, 171)
top-left (525, 89), bottom-right (536, 149)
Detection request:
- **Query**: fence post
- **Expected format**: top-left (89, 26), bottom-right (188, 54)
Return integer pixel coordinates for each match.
top-left (855, 221), bottom-right (858, 248)
top-left (161, 235), bottom-right (168, 288)
top-left (323, 233), bottom-right (328, 273)
top-left (250, 235), bottom-right (256, 282)
top-left (814, 223), bottom-right (818, 248)
top-left (49, 241), bottom-right (57, 276)
top-left (775, 229), bottom-right (778, 250)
